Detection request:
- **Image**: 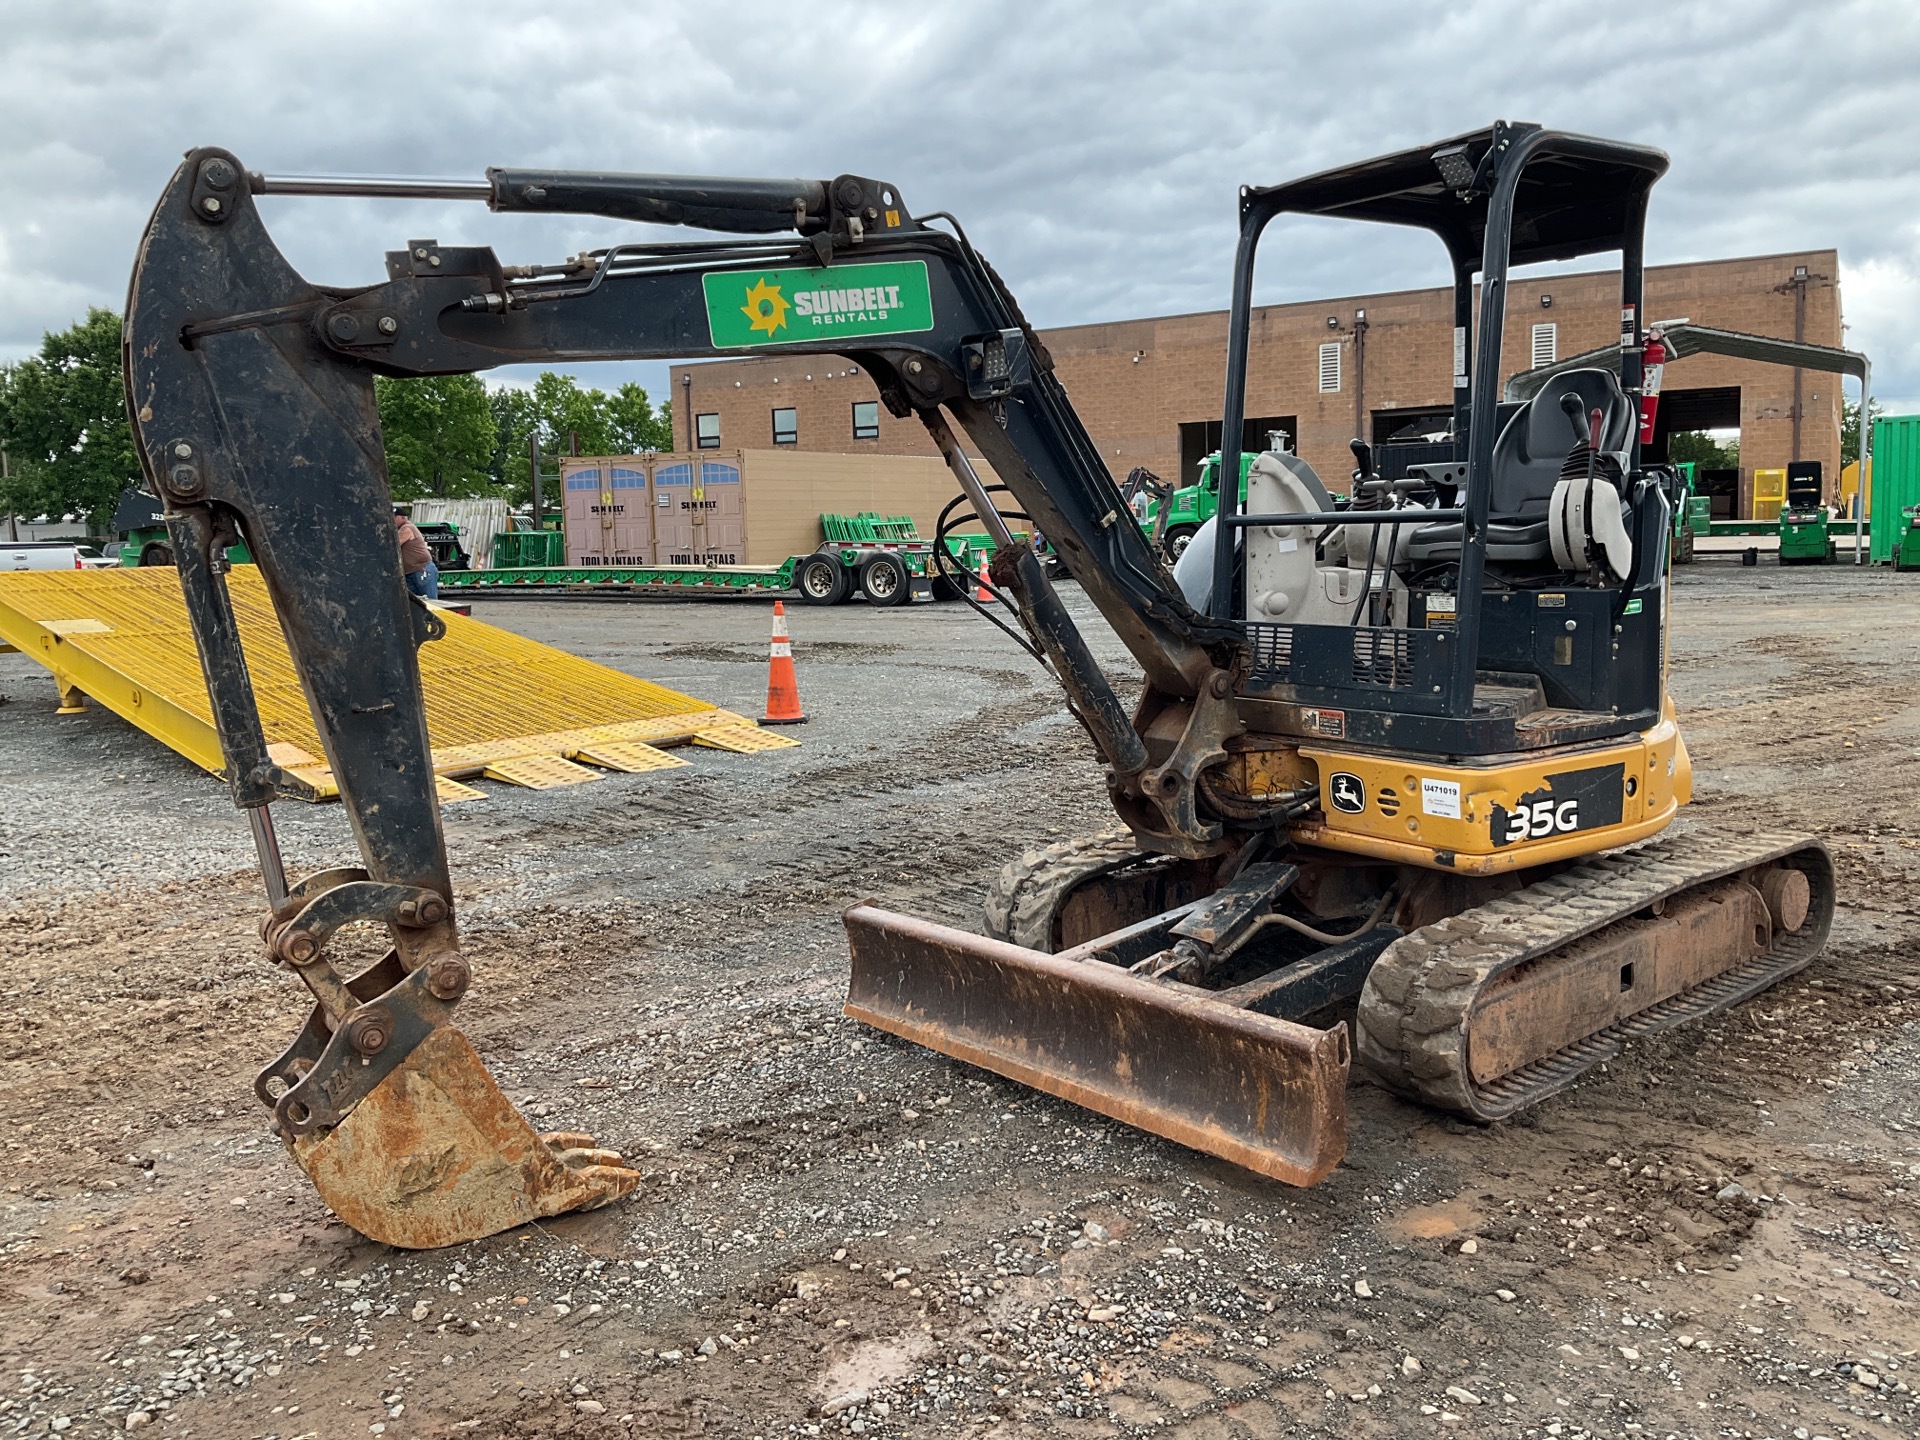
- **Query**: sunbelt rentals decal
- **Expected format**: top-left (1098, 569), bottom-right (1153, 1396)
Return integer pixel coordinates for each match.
top-left (702, 261), bottom-right (935, 348)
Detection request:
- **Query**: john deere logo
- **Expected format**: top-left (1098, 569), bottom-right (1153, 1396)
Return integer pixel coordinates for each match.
top-left (1329, 772), bottom-right (1367, 815)
top-left (703, 261), bottom-right (936, 349)
top-left (741, 277), bottom-right (791, 337)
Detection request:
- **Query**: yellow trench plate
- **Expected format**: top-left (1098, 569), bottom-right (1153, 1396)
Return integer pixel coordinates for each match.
top-left (694, 725), bottom-right (802, 753)
top-left (572, 740), bottom-right (690, 774)
top-left (483, 755), bottom-right (604, 789)
top-left (0, 568), bottom-right (794, 801)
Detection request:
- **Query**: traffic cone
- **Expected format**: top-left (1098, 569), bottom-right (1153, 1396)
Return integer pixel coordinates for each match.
top-left (975, 551), bottom-right (994, 603)
top-left (761, 601), bottom-right (807, 725)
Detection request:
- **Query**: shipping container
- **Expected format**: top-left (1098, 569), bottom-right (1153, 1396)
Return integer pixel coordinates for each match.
top-left (560, 458), bottom-right (654, 566)
top-left (560, 449), bottom-right (994, 569)
top-left (1870, 415), bottom-right (1920, 563)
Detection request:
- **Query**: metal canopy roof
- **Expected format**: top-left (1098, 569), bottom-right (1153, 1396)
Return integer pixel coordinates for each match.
top-left (1505, 320), bottom-right (1870, 401)
top-left (1243, 123), bottom-right (1670, 269)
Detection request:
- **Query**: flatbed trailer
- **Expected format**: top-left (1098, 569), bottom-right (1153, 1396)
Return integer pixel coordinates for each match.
top-left (443, 513), bottom-right (997, 604)
top-left (439, 558), bottom-right (800, 596)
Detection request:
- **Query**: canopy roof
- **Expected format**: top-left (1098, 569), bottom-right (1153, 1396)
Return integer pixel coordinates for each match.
top-left (1244, 123), bottom-right (1670, 270)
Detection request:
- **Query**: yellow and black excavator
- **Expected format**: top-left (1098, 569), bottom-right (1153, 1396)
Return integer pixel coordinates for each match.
top-left (125, 122), bottom-right (1832, 1247)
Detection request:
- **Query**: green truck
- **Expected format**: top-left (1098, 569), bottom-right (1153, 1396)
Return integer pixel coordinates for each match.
top-left (1134, 450), bottom-right (1266, 560)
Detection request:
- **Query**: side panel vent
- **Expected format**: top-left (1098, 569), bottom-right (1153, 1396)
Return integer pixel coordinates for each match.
top-left (1352, 628), bottom-right (1415, 688)
top-left (1248, 622), bottom-right (1294, 680)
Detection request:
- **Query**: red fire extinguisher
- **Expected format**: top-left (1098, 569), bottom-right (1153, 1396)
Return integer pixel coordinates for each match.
top-left (1637, 330), bottom-right (1667, 447)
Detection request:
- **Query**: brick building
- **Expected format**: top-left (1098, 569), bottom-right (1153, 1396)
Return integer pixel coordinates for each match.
top-left (671, 250), bottom-right (1845, 519)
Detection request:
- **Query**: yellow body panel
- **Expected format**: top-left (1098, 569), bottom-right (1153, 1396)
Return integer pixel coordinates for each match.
top-left (1288, 714), bottom-right (1692, 876)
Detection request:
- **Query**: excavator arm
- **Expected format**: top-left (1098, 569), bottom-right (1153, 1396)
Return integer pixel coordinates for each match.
top-left (123, 149), bottom-right (1255, 1244)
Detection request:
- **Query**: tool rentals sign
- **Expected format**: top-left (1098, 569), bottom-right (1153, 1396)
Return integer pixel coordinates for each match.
top-left (703, 262), bottom-right (935, 347)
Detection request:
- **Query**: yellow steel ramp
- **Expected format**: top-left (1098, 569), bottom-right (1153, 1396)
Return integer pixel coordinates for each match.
top-left (0, 567), bottom-right (793, 801)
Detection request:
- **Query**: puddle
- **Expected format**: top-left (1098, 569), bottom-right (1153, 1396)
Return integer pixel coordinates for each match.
top-left (816, 1334), bottom-right (935, 1402)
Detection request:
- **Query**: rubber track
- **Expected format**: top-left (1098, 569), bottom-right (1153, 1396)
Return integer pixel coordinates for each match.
top-left (1355, 828), bottom-right (1834, 1121)
top-left (983, 828), bottom-right (1143, 951)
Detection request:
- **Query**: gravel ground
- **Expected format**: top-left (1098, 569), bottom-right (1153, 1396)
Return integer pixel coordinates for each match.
top-left (1, 562), bottom-right (1916, 1439)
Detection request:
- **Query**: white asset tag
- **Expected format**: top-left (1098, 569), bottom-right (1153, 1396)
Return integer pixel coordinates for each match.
top-left (1421, 778), bottom-right (1462, 819)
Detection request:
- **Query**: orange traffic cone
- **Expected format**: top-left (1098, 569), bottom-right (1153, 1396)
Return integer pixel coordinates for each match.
top-left (762, 601), bottom-right (807, 725)
top-left (975, 551), bottom-right (994, 603)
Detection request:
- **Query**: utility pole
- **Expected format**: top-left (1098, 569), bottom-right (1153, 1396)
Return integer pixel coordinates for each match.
top-left (529, 433), bottom-right (542, 530)
top-left (2, 445), bottom-right (14, 542)
top-left (682, 371), bottom-right (693, 450)
top-left (1352, 309), bottom-right (1370, 444)
top-left (1789, 264), bottom-right (1808, 462)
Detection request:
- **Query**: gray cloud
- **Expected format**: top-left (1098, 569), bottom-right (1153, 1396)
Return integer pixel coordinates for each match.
top-left (4, 1), bottom-right (1916, 409)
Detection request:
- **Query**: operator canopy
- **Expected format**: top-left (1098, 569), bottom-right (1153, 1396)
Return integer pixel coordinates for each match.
top-left (1242, 122), bottom-right (1669, 269)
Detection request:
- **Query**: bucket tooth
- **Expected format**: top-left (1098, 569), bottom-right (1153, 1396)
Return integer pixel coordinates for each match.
top-left (286, 1026), bottom-right (640, 1249)
top-left (843, 904), bottom-right (1349, 1186)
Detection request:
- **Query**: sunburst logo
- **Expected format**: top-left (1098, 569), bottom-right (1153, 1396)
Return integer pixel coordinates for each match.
top-left (740, 277), bottom-right (790, 337)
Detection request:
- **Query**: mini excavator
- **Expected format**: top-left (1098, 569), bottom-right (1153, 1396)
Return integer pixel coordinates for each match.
top-left (125, 123), bottom-right (1832, 1246)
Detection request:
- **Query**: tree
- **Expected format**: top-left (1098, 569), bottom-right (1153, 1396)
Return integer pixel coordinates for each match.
top-left (1666, 430), bottom-right (1739, 473)
top-left (0, 308), bottom-right (140, 531)
top-left (487, 372), bottom-right (672, 503)
top-left (373, 373), bottom-right (498, 499)
top-left (1843, 396), bottom-right (1883, 468)
top-left (605, 382), bottom-right (672, 455)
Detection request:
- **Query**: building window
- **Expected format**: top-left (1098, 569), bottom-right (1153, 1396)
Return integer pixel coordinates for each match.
top-left (1531, 322), bottom-right (1557, 368)
top-left (695, 412), bottom-right (720, 450)
top-left (772, 407), bottom-right (799, 445)
top-left (1318, 342), bottom-right (1342, 394)
top-left (851, 401), bottom-right (880, 441)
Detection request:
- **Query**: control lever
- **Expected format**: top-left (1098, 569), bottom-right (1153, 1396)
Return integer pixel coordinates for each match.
top-left (1349, 438), bottom-right (1375, 482)
top-left (1558, 392), bottom-right (1587, 445)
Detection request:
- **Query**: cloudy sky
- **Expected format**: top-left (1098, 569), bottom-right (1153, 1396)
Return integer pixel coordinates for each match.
top-left (4, 1), bottom-right (1917, 411)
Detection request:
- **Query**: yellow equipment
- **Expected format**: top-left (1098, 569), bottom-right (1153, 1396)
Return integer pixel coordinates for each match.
top-left (120, 125), bottom-right (1831, 1245)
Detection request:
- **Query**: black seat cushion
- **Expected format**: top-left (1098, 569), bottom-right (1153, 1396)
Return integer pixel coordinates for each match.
top-left (1404, 519), bottom-right (1550, 563)
top-left (1490, 368), bottom-right (1633, 520)
top-left (1403, 370), bottom-right (1633, 565)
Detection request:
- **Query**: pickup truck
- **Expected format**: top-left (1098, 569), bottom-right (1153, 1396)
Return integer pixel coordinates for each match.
top-left (2, 540), bottom-right (86, 571)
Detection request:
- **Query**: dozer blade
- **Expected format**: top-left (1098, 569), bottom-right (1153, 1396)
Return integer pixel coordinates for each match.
top-left (843, 905), bottom-right (1350, 1185)
top-left (284, 1026), bottom-right (641, 1249)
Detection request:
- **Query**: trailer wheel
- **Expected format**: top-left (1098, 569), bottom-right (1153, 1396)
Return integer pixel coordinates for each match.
top-left (794, 552), bottom-right (849, 605)
top-left (858, 552), bottom-right (910, 607)
top-left (139, 543), bottom-right (175, 567)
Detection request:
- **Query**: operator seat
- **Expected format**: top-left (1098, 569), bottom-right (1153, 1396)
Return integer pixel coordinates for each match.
top-left (1405, 368), bottom-right (1634, 565)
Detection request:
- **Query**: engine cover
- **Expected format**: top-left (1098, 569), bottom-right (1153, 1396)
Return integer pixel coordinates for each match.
top-left (1243, 452), bottom-right (1404, 626)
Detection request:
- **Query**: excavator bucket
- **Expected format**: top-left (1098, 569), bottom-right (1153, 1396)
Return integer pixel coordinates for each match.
top-left (843, 905), bottom-right (1350, 1184)
top-left (279, 1026), bottom-right (640, 1249)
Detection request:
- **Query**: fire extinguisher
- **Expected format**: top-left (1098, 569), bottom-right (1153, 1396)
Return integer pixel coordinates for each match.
top-left (1637, 330), bottom-right (1667, 447)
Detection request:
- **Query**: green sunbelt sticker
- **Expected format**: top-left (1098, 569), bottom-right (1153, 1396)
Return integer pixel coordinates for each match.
top-left (1623, 598), bottom-right (1643, 615)
top-left (703, 261), bottom-right (934, 348)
